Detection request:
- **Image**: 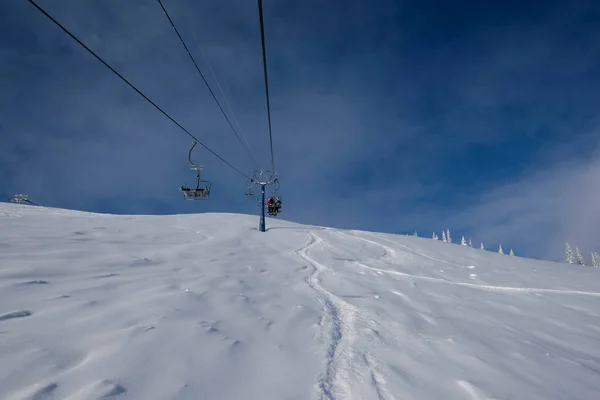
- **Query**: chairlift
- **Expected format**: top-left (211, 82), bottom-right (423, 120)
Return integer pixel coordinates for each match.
top-left (244, 178), bottom-right (254, 198)
top-left (180, 140), bottom-right (211, 200)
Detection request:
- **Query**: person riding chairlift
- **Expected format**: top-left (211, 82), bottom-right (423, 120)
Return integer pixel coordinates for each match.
top-left (267, 196), bottom-right (281, 216)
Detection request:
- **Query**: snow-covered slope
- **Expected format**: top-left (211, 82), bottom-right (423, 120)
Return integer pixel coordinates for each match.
top-left (1, 203), bottom-right (600, 400)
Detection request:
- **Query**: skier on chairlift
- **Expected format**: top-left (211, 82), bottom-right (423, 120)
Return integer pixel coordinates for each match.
top-left (267, 196), bottom-right (281, 216)
top-left (180, 140), bottom-right (211, 200)
top-left (267, 196), bottom-right (274, 214)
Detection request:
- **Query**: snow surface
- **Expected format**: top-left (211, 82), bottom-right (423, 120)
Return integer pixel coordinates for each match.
top-left (2, 202), bottom-right (600, 400)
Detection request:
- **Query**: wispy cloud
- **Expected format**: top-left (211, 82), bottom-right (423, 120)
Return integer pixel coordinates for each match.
top-left (443, 142), bottom-right (600, 260)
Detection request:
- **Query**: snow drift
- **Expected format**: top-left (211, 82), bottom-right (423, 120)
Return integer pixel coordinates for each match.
top-left (1, 202), bottom-right (600, 399)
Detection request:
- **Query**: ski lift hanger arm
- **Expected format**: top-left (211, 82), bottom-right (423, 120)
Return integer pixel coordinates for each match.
top-left (250, 169), bottom-right (278, 185)
top-left (188, 140), bottom-right (205, 170)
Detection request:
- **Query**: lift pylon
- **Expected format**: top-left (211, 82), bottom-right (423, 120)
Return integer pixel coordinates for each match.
top-left (248, 170), bottom-right (279, 232)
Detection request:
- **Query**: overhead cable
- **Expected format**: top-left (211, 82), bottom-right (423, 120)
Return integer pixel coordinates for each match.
top-left (156, 0), bottom-right (259, 168)
top-left (257, 0), bottom-right (276, 173)
top-left (26, 0), bottom-right (251, 180)
top-left (193, 29), bottom-right (254, 162)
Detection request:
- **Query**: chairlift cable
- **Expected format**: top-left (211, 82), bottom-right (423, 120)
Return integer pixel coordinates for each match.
top-left (257, 0), bottom-right (276, 173)
top-left (191, 28), bottom-right (255, 162)
top-left (26, 0), bottom-right (251, 180)
top-left (156, 0), bottom-right (259, 168)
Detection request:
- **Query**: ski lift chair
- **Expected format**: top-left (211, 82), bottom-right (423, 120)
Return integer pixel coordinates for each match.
top-left (180, 141), bottom-right (211, 200)
top-left (244, 178), bottom-right (254, 198)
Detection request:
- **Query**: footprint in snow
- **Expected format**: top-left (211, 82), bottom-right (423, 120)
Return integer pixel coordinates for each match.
top-left (129, 325), bottom-right (156, 338)
top-left (199, 321), bottom-right (222, 335)
top-left (237, 293), bottom-right (251, 302)
top-left (130, 257), bottom-right (153, 267)
top-left (77, 379), bottom-right (127, 398)
top-left (223, 338), bottom-right (243, 354)
top-left (17, 382), bottom-right (58, 400)
top-left (17, 280), bottom-right (49, 286)
top-left (97, 274), bottom-right (118, 279)
top-left (456, 380), bottom-right (489, 400)
top-left (0, 310), bottom-right (32, 321)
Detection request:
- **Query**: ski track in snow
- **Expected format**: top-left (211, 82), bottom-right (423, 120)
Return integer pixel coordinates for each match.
top-left (338, 231), bottom-right (600, 297)
top-left (354, 261), bottom-right (600, 297)
top-left (363, 352), bottom-right (397, 400)
top-left (296, 232), bottom-right (356, 399)
top-left (296, 232), bottom-right (398, 400)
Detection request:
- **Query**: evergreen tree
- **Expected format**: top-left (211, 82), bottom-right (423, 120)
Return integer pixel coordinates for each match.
top-left (469, 238), bottom-right (472, 248)
top-left (480, 242), bottom-right (485, 250)
top-left (446, 229), bottom-right (452, 243)
top-left (498, 244), bottom-right (504, 254)
top-left (565, 243), bottom-right (575, 264)
top-left (442, 231), bottom-right (447, 242)
top-left (413, 231), bottom-right (418, 237)
top-left (461, 236), bottom-right (467, 246)
top-left (592, 252), bottom-right (600, 268)
top-left (509, 248), bottom-right (515, 256)
top-left (575, 247), bottom-right (585, 266)
top-left (432, 232), bottom-right (438, 240)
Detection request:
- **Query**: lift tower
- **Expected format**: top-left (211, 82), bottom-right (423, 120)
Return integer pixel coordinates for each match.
top-left (249, 170), bottom-right (278, 232)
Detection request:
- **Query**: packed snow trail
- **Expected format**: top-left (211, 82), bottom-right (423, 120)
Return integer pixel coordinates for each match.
top-left (337, 230), bottom-right (600, 296)
top-left (2, 203), bottom-right (600, 399)
top-left (296, 233), bottom-right (397, 400)
top-left (297, 233), bottom-right (356, 399)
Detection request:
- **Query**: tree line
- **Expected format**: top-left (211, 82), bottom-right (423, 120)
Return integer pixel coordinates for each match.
top-left (565, 243), bottom-right (600, 267)
top-left (411, 230), bottom-right (599, 267)
top-left (415, 229), bottom-right (516, 256)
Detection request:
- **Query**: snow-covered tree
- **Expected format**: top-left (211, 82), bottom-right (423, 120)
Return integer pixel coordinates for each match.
top-left (565, 243), bottom-right (575, 264)
top-left (575, 247), bottom-right (585, 266)
top-left (442, 231), bottom-right (447, 242)
top-left (498, 244), bottom-right (504, 254)
top-left (509, 248), bottom-right (515, 256)
top-left (413, 231), bottom-right (418, 237)
top-left (480, 242), bottom-right (485, 250)
top-left (461, 236), bottom-right (467, 246)
top-left (446, 229), bottom-right (452, 243)
top-left (468, 238), bottom-right (472, 248)
top-left (432, 232), bottom-right (438, 240)
top-left (592, 252), bottom-right (600, 268)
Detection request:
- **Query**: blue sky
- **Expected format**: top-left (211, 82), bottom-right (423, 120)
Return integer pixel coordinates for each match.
top-left (1, 0), bottom-right (599, 261)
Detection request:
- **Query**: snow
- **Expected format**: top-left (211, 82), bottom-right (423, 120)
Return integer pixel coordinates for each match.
top-left (1, 203), bottom-right (600, 399)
